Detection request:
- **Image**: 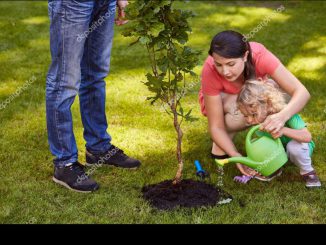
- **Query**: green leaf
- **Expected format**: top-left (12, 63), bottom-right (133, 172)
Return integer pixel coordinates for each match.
top-left (128, 37), bottom-right (140, 47)
top-left (139, 36), bottom-right (151, 45)
top-left (175, 31), bottom-right (188, 45)
top-left (185, 109), bottom-right (192, 117)
top-left (148, 22), bottom-right (165, 37)
top-left (175, 72), bottom-right (183, 82)
top-left (184, 109), bottom-right (198, 122)
top-left (179, 106), bottom-right (184, 116)
top-left (153, 6), bottom-right (161, 14)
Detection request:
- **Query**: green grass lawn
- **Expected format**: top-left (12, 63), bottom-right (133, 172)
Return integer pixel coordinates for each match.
top-left (0, 1), bottom-right (326, 224)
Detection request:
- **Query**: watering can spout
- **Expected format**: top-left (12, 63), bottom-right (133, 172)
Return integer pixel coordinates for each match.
top-left (215, 157), bottom-right (260, 169)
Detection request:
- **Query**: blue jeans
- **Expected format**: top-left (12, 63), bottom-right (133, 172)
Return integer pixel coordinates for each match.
top-left (46, 0), bottom-right (116, 167)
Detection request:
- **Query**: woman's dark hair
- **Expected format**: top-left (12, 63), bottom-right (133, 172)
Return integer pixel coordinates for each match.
top-left (209, 30), bottom-right (256, 80)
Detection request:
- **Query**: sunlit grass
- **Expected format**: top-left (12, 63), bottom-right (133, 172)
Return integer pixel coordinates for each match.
top-left (22, 16), bottom-right (48, 25)
top-left (203, 7), bottom-right (289, 28)
top-left (302, 36), bottom-right (326, 54)
top-left (288, 56), bottom-right (326, 80)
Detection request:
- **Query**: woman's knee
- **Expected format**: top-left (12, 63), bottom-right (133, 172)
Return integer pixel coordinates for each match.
top-left (221, 93), bottom-right (238, 113)
top-left (225, 113), bottom-right (248, 132)
top-left (221, 94), bottom-right (245, 131)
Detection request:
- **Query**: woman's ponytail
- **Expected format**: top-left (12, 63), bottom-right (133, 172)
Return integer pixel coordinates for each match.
top-left (244, 41), bottom-right (256, 80)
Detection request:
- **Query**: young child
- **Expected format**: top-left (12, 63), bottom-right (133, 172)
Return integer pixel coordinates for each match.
top-left (236, 79), bottom-right (321, 188)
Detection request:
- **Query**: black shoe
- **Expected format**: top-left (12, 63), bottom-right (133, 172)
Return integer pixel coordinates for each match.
top-left (53, 162), bottom-right (99, 193)
top-left (86, 145), bottom-right (141, 169)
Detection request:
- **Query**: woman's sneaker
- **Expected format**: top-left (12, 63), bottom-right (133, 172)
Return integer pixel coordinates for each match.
top-left (53, 162), bottom-right (99, 193)
top-left (302, 171), bottom-right (321, 188)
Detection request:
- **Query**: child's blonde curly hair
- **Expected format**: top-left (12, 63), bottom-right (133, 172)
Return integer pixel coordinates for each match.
top-left (237, 79), bottom-right (287, 115)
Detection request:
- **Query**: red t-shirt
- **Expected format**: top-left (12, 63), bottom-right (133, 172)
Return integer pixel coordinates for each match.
top-left (199, 42), bottom-right (281, 115)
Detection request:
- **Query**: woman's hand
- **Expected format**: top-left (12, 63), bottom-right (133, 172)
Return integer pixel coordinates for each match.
top-left (236, 163), bottom-right (258, 176)
top-left (260, 112), bottom-right (287, 134)
top-left (233, 153), bottom-right (257, 176)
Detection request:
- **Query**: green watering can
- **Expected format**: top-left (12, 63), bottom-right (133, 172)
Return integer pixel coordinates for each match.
top-left (215, 125), bottom-right (288, 176)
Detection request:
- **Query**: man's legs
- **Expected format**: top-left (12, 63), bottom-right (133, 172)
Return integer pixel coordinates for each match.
top-left (46, 0), bottom-right (95, 166)
top-left (79, 0), bottom-right (116, 154)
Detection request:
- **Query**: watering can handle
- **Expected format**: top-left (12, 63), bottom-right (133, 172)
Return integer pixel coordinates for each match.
top-left (246, 124), bottom-right (283, 147)
top-left (246, 124), bottom-right (263, 147)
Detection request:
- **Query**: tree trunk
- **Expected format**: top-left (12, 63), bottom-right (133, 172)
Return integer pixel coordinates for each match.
top-left (171, 102), bottom-right (183, 185)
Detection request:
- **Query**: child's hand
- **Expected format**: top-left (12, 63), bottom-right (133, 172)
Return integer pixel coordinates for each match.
top-left (260, 112), bottom-right (287, 134)
top-left (270, 127), bottom-right (284, 139)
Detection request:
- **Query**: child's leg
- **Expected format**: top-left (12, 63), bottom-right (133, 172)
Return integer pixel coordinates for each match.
top-left (286, 140), bottom-right (314, 175)
top-left (286, 140), bottom-right (321, 187)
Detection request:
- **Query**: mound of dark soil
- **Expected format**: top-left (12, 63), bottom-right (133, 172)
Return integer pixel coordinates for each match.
top-left (142, 179), bottom-right (232, 210)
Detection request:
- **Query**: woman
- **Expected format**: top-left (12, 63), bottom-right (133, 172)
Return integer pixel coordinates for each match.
top-left (199, 30), bottom-right (311, 176)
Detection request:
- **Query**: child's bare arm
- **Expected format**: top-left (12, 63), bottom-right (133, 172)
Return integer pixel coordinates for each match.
top-left (275, 127), bottom-right (312, 143)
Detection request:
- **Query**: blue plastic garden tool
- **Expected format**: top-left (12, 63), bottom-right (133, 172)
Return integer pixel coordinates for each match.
top-left (194, 160), bottom-right (210, 180)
